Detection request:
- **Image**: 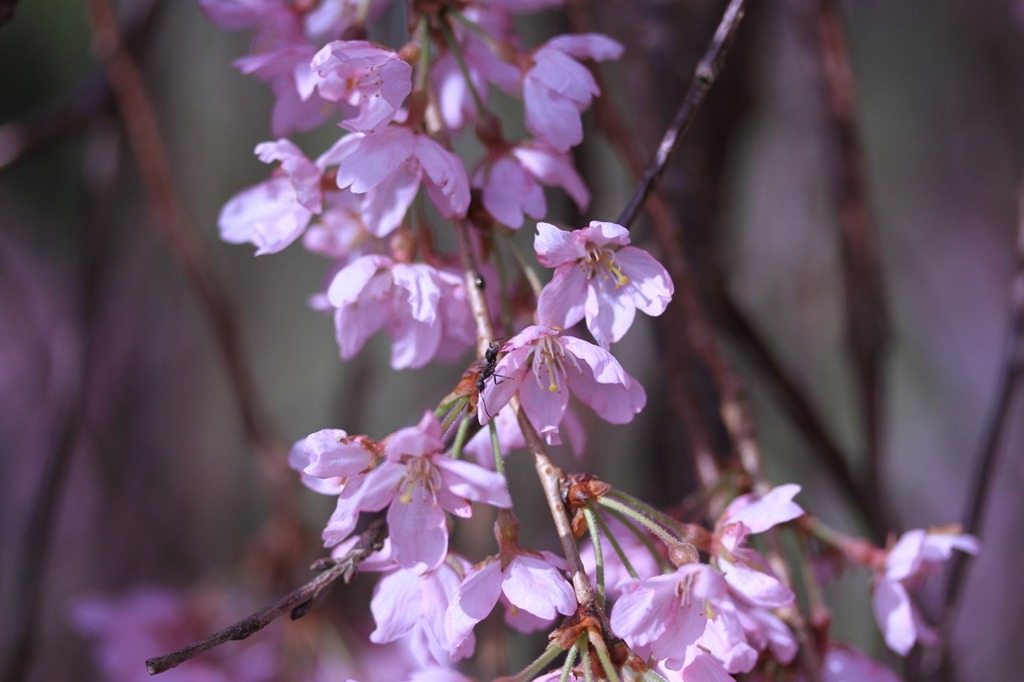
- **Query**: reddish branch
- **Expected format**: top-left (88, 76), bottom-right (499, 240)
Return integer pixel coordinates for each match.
top-left (813, 0), bottom-right (890, 528)
top-left (84, 0), bottom-right (285, 476)
top-left (146, 518), bottom-right (388, 675)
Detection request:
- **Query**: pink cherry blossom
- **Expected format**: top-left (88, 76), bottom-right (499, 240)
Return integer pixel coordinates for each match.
top-left (370, 558), bottom-right (475, 666)
top-left (713, 484), bottom-right (803, 608)
top-left (445, 512), bottom-right (576, 648)
top-left (320, 127), bottom-right (470, 237)
top-left (477, 325), bottom-right (646, 441)
top-left (872, 528), bottom-right (979, 655)
top-left (473, 144), bottom-right (588, 228)
top-left (522, 34), bottom-right (623, 152)
top-left (432, 32), bottom-right (520, 131)
top-left (325, 255), bottom-right (473, 370)
top-left (535, 221), bottom-right (673, 348)
top-left (311, 41), bottom-right (412, 133)
top-left (610, 563), bottom-right (727, 670)
top-left (219, 139), bottom-right (323, 255)
top-left (319, 413), bottom-right (512, 573)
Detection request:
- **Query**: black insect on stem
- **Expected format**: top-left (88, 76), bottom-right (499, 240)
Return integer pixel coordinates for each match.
top-left (476, 339), bottom-right (506, 419)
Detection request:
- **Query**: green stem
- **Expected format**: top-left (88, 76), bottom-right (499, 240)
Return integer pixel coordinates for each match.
top-left (514, 641), bottom-right (566, 682)
top-left (439, 19), bottom-right (488, 120)
top-left (589, 503), bottom-right (641, 580)
top-left (558, 641), bottom-right (580, 682)
top-left (489, 419), bottom-right (505, 476)
top-left (450, 411), bottom-right (473, 459)
top-left (583, 505), bottom-right (605, 606)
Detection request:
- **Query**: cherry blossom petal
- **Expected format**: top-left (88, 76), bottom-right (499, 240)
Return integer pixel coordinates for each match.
top-left (361, 163), bottom-right (420, 236)
top-left (369, 569), bottom-right (422, 642)
top-left (545, 34), bottom-right (625, 62)
top-left (523, 72), bottom-right (586, 152)
top-left (336, 128), bottom-right (414, 193)
top-left (537, 265), bottom-right (589, 331)
top-left (435, 458), bottom-right (512, 508)
top-left (613, 246), bottom-right (674, 315)
top-left (219, 177), bottom-right (312, 255)
top-left (513, 146), bottom-right (589, 210)
top-left (415, 135), bottom-right (471, 217)
top-left (719, 547), bottom-right (794, 609)
top-left (302, 429), bottom-right (375, 478)
top-left (446, 561), bottom-right (503, 648)
top-left (389, 484), bottom-right (449, 574)
top-left (535, 221), bottom-right (585, 267)
top-left (872, 578), bottom-right (916, 655)
top-left (722, 484), bottom-right (804, 537)
top-left (584, 276), bottom-right (637, 348)
top-left (501, 554), bottom-right (576, 620)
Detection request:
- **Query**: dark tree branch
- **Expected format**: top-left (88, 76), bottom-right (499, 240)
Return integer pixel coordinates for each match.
top-left (812, 0), bottom-right (891, 522)
top-left (84, 0), bottom-right (285, 474)
top-left (616, 0), bottom-right (748, 229)
top-left (146, 518), bottom-right (388, 675)
top-left (925, 184), bottom-right (1024, 679)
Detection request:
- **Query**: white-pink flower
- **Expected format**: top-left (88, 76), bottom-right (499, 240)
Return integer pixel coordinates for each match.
top-left (320, 127), bottom-right (470, 237)
top-left (477, 325), bottom-right (646, 441)
top-left (872, 528), bottom-right (979, 655)
top-left (474, 144), bottom-right (588, 228)
top-left (523, 34), bottom-right (623, 152)
top-left (319, 412), bottom-right (512, 574)
top-left (370, 558), bottom-right (475, 666)
top-left (311, 40), bottom-right (412, 133)
top-left (713, 484), bottom-right (804, 608)
top-left (610, 564), bottom-right (726, 670)
top-left (326, 254), bottom-right (473, 370)
top-left (445, 512), bottom-right (576, 649)
top-left (535, 221), bottom-right (673, 348)
top-left (219, 139), bottom-right (323, 255)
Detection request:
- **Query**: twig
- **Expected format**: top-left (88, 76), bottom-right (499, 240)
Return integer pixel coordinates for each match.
top-left (812, 0), bottom-right (890, 522)
top-left (926, 183), bottom-right (1024, 679)
top-left (616, 0), bottom-right (748, 229)
top-left (84, 0), bottom-right (284, 472)
top-left (145, 518), bottom-right (388, 675)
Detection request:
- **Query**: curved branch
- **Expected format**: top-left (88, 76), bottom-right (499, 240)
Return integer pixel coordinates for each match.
top-left (616, 0), bottom-right (748, 229)
top-left (145, 518), bottom-right (388, 675)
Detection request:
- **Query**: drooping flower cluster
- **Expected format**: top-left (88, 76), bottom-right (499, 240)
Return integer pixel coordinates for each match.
top-left (109, 1), bottom-right (986, 681)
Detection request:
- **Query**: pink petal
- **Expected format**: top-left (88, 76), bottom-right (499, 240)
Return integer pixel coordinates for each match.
top-left (369, 569), bottom-right (422, 643)
top-left (501, 554), bottom-right (576, 619)
top-left (302, 429), bottom-right (374, 478)
top-left (721, 484), bottom-right (804, 536)
top-left (435, 458), bottom-right (512, 508)
top-left (336, 127), bottom-right (415, 194)
top-left (534, 221), bottom-right (584, 267)
top-left (389, 484), bottom-right (449, 574)
top-left (513, 146), bottom-right (589, 210)
top-left (523, 74), bottom-right (584, 152)
top-left (446, 561), bottom-right (503, 648)
top-left (415, 135), bottom-right (470, 216)
top-left (545, 33), bottom-right (624, 62)
top-left (537, 264), bottom-right (588, 331)
top-left (614, 246), bottom-right (674, 316)
top-left (872, 579), bottom-right (917, 655)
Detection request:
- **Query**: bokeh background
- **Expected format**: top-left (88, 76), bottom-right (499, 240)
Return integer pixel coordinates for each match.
top-left (2, 0), bottom-right (1023, 680)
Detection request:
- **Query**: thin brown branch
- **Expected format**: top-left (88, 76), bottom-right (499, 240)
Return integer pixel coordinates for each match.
top-left (84, 0), bottom-right (285, 475)
top-left (616, 0), bottom-right (748, 229)
top-left (925, 183), bottom-right (1024, 679)
top-left (813, 0), bottom-right (890, 518)
top-left (145, 518), bottom-right (388, 675)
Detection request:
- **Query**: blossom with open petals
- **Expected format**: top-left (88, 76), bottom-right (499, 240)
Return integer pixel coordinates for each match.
top-left (445, 512), bottom-right (576, 648)
top-left (872, 528), bottom-right (979, 654)
top-left (318, 413), bottom-right (511, 574)
top-left (477, 325), bottom-right (645, 440)
top-left (523, 34), bottom-right (623, 151)
top-left (219, 139), bottom-right (323, 255)
top-left (326, 255), bottom-right (473, 370)
top-left (474, 145), bottom-right (588, 228)
top-left (535, 221), bottom-right (673, 347)
top-left (311, 40), bottom-right (412, 133)
top-left (320, 127), bottom-right (470, 237)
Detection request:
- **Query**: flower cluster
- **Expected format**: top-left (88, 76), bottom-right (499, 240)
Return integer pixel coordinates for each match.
top-left (108, 1), bottom-right (984, 681)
